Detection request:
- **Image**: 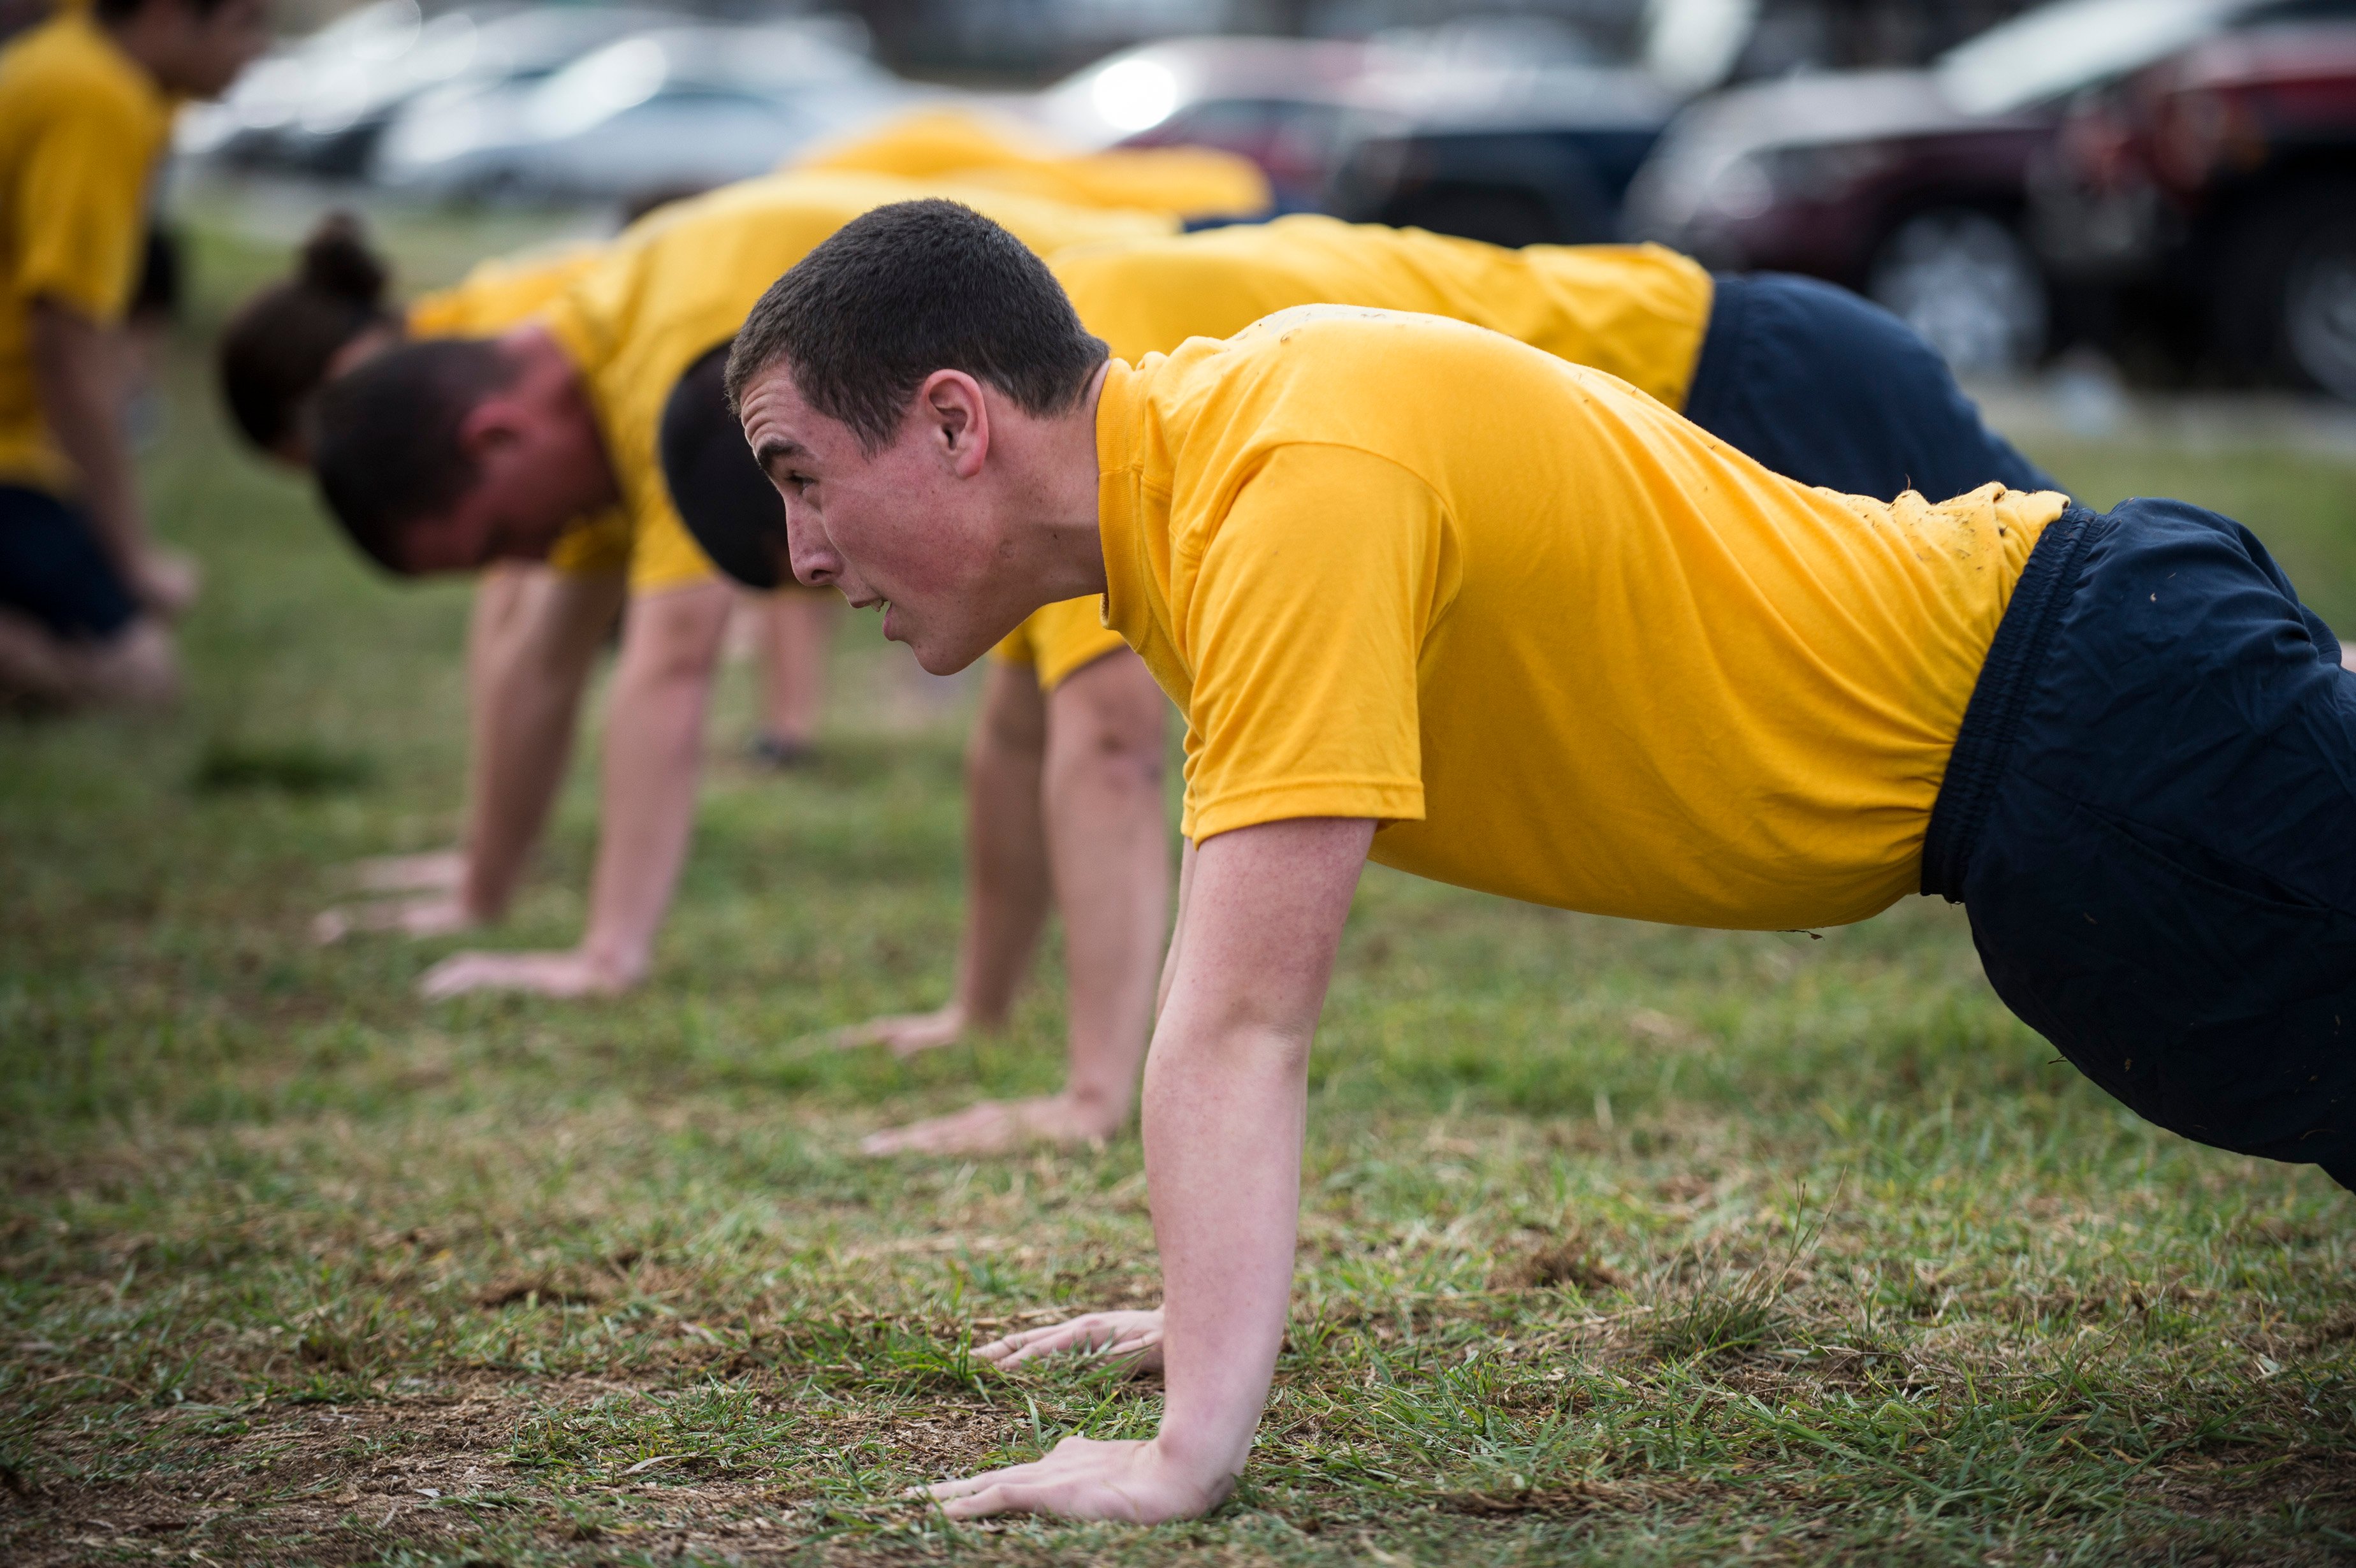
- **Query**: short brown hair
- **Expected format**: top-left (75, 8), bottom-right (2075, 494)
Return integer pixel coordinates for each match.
top-left (311, 339), bottom-right (517, 573)
top-left (724, 200), bottom-right (1106, 454)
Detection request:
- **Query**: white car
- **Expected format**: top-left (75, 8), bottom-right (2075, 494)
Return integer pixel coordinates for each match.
top-left (181, 1), bottom-right (674, 177)
top-left (372, 20), bottom-right (915, 203)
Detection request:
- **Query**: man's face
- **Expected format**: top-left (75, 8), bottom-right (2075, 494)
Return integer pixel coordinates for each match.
top-left (161, 0), bottom-right (272, 99)
top-left (738, 364), bottom-right (1012, 674)
top-left (398, 398), bottom-right (607, 575)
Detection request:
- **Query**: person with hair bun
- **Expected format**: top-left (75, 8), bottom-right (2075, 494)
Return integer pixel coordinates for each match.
top-left (220, 212), bottom-right (838, 948)
top-left (294, 175), bottom-right (1166, 998)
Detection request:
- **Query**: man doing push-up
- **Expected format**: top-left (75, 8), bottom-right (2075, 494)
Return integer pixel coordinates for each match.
top-left (720, 200), bottom-right (2356, 1523)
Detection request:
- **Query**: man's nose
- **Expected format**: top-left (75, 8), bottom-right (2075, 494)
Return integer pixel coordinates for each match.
top-left (782, 507), bottom-right (838, 588)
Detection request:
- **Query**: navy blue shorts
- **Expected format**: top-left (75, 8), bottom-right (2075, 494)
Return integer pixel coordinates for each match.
top-left (1683, 273), bottom-right (2057, 505)
top-left (0, 484), bottom-right (138, 641)
top-left (1925, 497), bottom-right (2356, 1180)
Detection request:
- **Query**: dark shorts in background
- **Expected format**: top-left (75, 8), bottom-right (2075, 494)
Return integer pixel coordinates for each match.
top-left (1683, 272), bottom-right (2058, 505)
top-left (1924, 497), bottom-right (2356, 1180)
top-left (0, 484), bottom-right (138, 641)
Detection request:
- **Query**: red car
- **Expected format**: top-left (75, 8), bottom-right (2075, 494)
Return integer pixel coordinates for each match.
top-left (1628, 0), bottom-right (2356, 375)
top-left (2032, 22), bottom-right (2356, 396)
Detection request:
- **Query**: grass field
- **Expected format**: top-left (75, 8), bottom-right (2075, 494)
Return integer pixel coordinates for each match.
top-left (8, 210), bottom-right (2356, 1567)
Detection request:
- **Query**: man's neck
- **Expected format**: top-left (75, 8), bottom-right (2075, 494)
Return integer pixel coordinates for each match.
top-left (99, 9), bottom-right (181, 92)
top-left (504, 323), bottom-right (622, 514)
top-left (998, 361), bottom-right (1112, 611)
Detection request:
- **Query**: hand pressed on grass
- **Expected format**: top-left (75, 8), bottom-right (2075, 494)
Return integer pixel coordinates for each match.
top-left (836, 1000), bottom-right (978, 1057)
top-left (977, 1307), bottom-right (1165, 1373)
top-left (419, 947), bottom-right (637, 999)
top-left (926, 1434), bottom-right (1230, 1523)
top-left (861, 1092), bottom-right (1125, 1157)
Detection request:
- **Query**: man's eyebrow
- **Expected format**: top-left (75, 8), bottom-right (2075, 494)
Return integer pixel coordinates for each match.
top-left (755, 438), bottom-right (811, 472)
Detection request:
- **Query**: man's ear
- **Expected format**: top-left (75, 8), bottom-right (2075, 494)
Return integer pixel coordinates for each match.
top-left (917, 370), bottom-right (990, 478)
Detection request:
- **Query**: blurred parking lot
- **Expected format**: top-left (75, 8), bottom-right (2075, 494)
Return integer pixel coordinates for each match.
top-left (143, 0), bottom-right (2356, 405)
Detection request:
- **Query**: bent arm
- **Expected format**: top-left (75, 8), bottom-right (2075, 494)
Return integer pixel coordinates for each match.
top-left (860, 653), bottom-right (1171, 1155)
top-left (420, 577), bottom-right (731, 998)
top-left (1042, 651), bottom-right (1170, 1128)
top-left (574, 579), bottom-right (733, 984)
top-left (459, 566), bottom-right (627, 921)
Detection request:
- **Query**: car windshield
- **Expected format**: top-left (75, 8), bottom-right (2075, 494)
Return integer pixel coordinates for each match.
top-left (1934, 0), bottom-right (2251, 115)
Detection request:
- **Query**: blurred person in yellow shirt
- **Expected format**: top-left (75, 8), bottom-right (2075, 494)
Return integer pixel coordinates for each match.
top-left (792, 106), bottom-right (1271, 226)
top-left (300, 173), bottom-right (1168, 999)
top-left (221, 220), bottom-right (629, 936)
top-left (674, 214), bottom-right (2052, 1158)
top-left (0, 0), bottom-right (264, 707)
top-left (725, 198), bottom-right (2356, 1523)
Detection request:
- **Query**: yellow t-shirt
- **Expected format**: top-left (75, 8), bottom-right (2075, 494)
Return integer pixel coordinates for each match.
top-left (0, 11), bottom-right (171, 493)
top-left (1055, 215), bottom-right (1714, 410)
top-left (538, 171), bottom-right (1175, 597)
top-left (991, 593), bottom-right (1131, 690)
top-left (992, 215), bottom-right (1715, 693)
top-left (403, 245), bottom-right (632, 579)
top-left (794, 107), bottom-right (1271, 224)
top-left (1095, 307), bottom-right (2068, 931)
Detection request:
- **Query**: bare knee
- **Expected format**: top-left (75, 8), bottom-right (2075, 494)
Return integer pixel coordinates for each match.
top-left (1047, 652), bottom-right (1167, 795)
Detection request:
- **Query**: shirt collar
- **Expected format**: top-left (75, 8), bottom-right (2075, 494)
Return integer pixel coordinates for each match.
top-left (1093, 356), bottom-right (1150, 646)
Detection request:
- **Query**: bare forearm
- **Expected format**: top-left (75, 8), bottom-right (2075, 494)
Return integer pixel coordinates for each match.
top-left (1044, 663), bottom-right (1170, 1117)
top-left (956, 672), bottom-right (1053, 1025)
top-left (1142, 1015), bottom-right (1307, 1478)
top-left (1150, 820), bottom-right (1369, 1477)
top-left (574, 584), bottom-right (731, 983)
top-left (460, 570), bottom-right (620, 919)
top-left (27, 302), bottom-right (142, 565)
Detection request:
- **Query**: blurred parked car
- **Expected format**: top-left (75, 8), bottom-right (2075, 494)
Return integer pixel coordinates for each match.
top-left (1023, 34), bottom-right (1379, 211)
top-left (1627, 0), bottom-right (2356, 373)
top-left (372, 20), bottom-right (915, 203)
top-left (1023, 22), bottom-right (1682, 244)
top-left (180, 1), bottom-right (673, 178)
top-left (2030, 22), bottom-right (2356, 396)
top-left (1330, 18), bottom-right (1681, 246)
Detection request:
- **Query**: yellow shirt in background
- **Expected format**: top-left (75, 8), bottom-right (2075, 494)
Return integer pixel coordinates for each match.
top-left (994, 215), bottom-right (1716, 693)
top-left (794, 106), bottom-right (1271, 224)
top-left (404, 246), bottom-right (632, 578)
top-left (539, 171), bottom-right (1174, 597)
top-left (991, 594), bottom-right (1130, 690)
top-left (1096, 307), bottom-right (2067, 931)
top-left (0, 11), bottom-right (171, 493)
top-left (1056, 215), bottom-right (1713, 409)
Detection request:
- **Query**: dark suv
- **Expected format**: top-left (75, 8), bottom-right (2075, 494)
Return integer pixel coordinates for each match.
top-left (1627, 0), bottom-right (2356, 374)
top-left (2031, 22), bottom-right (2356, 396)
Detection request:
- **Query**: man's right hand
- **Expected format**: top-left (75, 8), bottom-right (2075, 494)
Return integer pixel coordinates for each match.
top-left (312, 893), bottom-right (483, 947)
top-left (975, 1307), bottom-right (1165, 1374)
top-left (836, 1001), bottom-right (976, 1057)
top-left (338, 850), bottom-right (467, 895)
top-left (418, 947), bottom-right (637, 1000)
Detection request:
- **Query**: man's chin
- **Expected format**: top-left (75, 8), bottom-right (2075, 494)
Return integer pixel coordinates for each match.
top-left (908, 627), bottom-right (994, 678)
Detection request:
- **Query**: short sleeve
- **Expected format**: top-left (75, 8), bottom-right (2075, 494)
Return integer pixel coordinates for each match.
top-left (1179, 443), bottom-right (1449, 841)
top-left (8, 96), bottom-right (154, 322)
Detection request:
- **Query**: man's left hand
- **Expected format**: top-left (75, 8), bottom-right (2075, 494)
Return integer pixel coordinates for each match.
top-left (926, 1435), bottom-right (1230, 1523)
top-left (418, 948), bottom-right (634, 999)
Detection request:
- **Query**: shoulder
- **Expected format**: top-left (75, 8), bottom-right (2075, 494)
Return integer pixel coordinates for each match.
top-left (1, 18), bottom-right (161, 129)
